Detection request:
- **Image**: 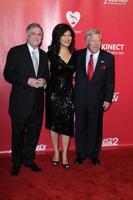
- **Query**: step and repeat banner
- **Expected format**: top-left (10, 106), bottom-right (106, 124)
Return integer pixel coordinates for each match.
top-left (0, 0), bottom-right (133, 154)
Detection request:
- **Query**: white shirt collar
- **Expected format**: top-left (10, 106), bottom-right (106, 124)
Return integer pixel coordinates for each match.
top-left (87, 48), bottom-right (100, 59)
top-left (86, 49), bottom-right (100, 70)
top-left (27, 43), bottom-right (39, 54)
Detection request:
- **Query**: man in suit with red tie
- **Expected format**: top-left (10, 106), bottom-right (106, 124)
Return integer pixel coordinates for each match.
top-left (74, 29), bottom-right (115, 165)
top-left (4, 23), bottom-right (49, 175)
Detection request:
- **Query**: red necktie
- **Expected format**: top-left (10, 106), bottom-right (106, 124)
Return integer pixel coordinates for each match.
top-left (87, 54), bottom-right (94, 79)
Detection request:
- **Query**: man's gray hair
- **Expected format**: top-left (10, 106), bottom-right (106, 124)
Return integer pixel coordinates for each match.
top-left (26, 23), bottom-right (43, 36)
top-left (85, 29), bottom-right (102, 44)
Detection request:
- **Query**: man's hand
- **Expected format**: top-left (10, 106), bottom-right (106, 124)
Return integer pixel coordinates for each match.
top-left (27, 78), bottom-right (40, 88)
top-left (103, 101), bottom-right (111, 111)
top-left (37, 78), bottom-right (46, 88)
top-left (27, 78), bottom-right (46, 88)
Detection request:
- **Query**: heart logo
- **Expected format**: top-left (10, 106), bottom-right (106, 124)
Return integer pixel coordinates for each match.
top-left (66, 11), bottom-right (80, 27)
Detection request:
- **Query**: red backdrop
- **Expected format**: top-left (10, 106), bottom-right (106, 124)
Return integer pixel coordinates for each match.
top-left (0, 0), bottom-right (133, 154)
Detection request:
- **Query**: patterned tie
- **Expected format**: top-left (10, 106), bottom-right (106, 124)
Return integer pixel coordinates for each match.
top-left (87, 54), bottom-right (94, 79)
top-left (32, 50), bottom-right (39, 76)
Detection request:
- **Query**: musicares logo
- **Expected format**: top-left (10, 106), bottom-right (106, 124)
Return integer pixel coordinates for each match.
top-left (66, 11), bottom-right (80, 27)
top-left (104, 0), bottom-right (128, 5)
top-left (112, 92), bottom-right (119, 102)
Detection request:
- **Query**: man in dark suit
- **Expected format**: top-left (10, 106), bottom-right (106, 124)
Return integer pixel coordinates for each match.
top-left (4, 23), bottom-right (49, 175)
top-left (74, 29), bottom-right (115, 166)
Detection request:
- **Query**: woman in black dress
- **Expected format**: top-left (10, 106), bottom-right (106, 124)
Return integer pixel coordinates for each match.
top-left (46, 23), bottom-right (75, 168)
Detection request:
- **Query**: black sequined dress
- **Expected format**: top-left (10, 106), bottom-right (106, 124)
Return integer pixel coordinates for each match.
top-left (45, 51), bottom-right (75, 137)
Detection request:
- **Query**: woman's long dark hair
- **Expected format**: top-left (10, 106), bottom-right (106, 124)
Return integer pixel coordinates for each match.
top-left (48, 23), bottom-right (75, 55)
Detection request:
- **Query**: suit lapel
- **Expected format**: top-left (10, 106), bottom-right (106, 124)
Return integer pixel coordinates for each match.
top-left (37, 49), bottom-right (42, 77)
top-left (92, 50), bottom-right (104, 77)
top-left (23, 44), bottom-right (36, 76)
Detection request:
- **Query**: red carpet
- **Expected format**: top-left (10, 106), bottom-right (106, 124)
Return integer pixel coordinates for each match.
top-left (0, 148), bottom-right (133, 200)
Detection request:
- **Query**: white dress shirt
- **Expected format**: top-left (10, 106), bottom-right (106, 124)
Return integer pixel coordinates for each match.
top-left (27, 43), bottom-right (39, 65)
top-left (86, 49), bottom-right (100, 73)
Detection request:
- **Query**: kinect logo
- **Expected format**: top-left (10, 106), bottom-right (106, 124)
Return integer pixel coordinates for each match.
top-left (104, 0), bottom-right (128, 5)
top-left (102, 43), bottom-right (125, 55)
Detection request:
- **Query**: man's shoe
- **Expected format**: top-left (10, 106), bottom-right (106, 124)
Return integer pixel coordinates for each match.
top-left (91, 157), bottom-right (100, 166)
top-left (11, 166), bottom-right (20, 176)
top-left (74, 157), bottom-right (84, 165)
top-left (24, 162), bottom-right (41, 172)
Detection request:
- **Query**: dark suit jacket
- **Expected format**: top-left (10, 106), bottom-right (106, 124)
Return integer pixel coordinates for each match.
top-left (4, 43), bottom-right (49, 119)
top-left (75, 48), bottom-right (115, 113)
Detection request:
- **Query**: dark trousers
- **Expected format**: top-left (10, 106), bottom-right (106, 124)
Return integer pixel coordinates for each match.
top-left (75, 107), bottom-right (103, 159)
top-left (11, 105), bottom-right (43, 167)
